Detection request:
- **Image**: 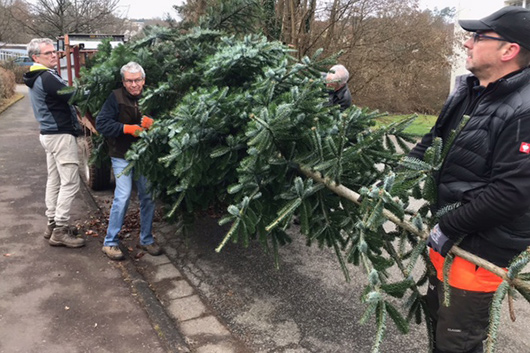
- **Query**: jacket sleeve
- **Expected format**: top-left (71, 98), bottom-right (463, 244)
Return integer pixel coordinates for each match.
top-left (96, 93), bottom-right (124, 138)
top-left (439, 113), bottom-right (530, 239)
top-left (411, 76), bottom-right (468, 160)
top-left (408, 127), bottom-right (435, 160)
top-left (42, 71), bottom-right (74, 103)
top-left (338, 86), bottom-right (352, 111)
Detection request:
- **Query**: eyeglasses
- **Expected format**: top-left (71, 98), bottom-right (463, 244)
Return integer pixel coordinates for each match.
top-left (123, 78), bottom-right (144, 84)
top-left (38, 50), bottom-right (57, 56)
top-left (473, 33), bottom-right (508, 43)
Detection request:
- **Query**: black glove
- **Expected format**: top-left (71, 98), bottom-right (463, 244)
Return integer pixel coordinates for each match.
top-left (427, 224), bottom-right (454, 257)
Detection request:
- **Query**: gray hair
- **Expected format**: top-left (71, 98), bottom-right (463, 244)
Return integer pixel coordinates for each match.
top-left (120, 61), bottom-right (145, 79)
top-left (27, 38), bottom-right (54, 61)
top-left (328, 64), bottom-right (350, 86)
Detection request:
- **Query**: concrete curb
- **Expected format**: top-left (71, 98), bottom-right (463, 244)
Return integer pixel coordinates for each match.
top-left (119, 261), bottom-right (190, 352)
top-left (0, 93), bottom-right (24, 116)
top-left (79, 179), bottom-right (191, 353)
top-left (81, 179), bottom-right (249, 352)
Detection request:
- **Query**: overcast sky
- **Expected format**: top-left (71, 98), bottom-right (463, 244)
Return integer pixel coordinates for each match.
top-left (118, 0), bottom-right (505, 21)
top-left (419, 0), bottom-right (506, 19)
top-left (419, 0), bottom-right (460, 10)
top-left (118, 0), bottom-right (184, 19)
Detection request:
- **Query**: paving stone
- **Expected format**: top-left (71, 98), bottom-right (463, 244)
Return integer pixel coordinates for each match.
top-left (168, 295), bottom-right (207, 321)
top-left (152, 263), bottom-right (183, 282)
top-left (167, 279), bottom-right (194, 299)
top-left (180, 315), bottom-right (230, 336)
top-left (163, 245), bottom-right (178, 258)
top-left (195, 342), bottom-right (237, 353)
top-left (141, 253), bottom-right (172, 266)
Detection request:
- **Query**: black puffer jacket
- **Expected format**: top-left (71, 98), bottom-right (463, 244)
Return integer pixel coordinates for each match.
top-left (410, 68), bottom-right (530, 267)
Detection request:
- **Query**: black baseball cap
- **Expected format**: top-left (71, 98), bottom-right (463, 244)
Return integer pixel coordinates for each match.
top-left (459, 6), bottom-right (530, 51)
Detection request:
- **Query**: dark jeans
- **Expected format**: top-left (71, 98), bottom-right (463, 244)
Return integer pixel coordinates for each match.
top-left (426, 276), bottom-right (495, 353)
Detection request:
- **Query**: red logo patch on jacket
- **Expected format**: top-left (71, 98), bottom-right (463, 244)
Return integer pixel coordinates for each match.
top-left (520, 142), bottom-right (530, 154)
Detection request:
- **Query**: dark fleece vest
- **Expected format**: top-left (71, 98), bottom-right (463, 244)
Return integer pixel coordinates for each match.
top-left (107, 87), bottom-right (142, 159)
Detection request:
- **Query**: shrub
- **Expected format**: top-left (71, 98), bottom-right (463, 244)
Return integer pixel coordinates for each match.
top-left (0, 66), bottom-right (16, 100)
top-left (0, 60), bottom-right (30, 84)
top-left (12, 65), bottom-right (30, 84)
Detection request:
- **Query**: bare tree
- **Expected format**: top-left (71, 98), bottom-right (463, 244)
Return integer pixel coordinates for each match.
top-left (168, 0), bottom-right (457, 114)
top-left (334, 2), bottom-right (455, 113)
top-left (0, 0), bottom-right (33, 45)
top-left (175, 0), bottom-right (210, 25)
top-left (0, 0), bottom-right (14, 45)
top-left (284, 0), bottom-right (456, 113)
top-left (12, 0), bottom-right (127, 38)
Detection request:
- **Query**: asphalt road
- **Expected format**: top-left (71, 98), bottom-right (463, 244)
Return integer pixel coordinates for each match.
top-left (160, 198), bottom-right (530, 352)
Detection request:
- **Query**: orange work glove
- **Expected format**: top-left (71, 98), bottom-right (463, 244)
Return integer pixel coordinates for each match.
top-left (123, 124), bottom-right (144, 136)
top-left (141, 115), bottom-right (154, 129)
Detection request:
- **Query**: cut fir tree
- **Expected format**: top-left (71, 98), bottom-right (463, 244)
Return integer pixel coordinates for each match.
top-left (70, 26), bottom-right (530, 353)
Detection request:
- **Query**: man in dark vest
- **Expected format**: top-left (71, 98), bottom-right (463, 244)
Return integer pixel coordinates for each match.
top-left (409, 7), bottom-right (530, 353)
top-left (96, 61), bottom-right (161, 260)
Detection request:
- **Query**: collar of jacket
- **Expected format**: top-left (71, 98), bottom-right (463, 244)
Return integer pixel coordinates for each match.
top-left (462, 67), bottom-right (530, 96)
top-left (29, 63), bottom-right (49, 72)
top-left (121, 86), bottom-right (142, 101)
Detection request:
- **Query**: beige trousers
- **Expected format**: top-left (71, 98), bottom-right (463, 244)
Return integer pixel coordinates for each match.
top-left (39, 134), bottom-right (79, 226)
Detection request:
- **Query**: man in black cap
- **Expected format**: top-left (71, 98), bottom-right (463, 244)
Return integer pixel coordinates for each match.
top-left (409, 6), bottom-right (530, 353)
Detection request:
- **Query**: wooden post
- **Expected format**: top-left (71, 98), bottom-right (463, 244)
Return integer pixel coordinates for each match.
top-left (65, 34), bottom-right (73, 86)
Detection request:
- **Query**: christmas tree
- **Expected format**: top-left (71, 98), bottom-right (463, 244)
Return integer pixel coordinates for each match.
top-left (69, 22), bottom-right (530, 353)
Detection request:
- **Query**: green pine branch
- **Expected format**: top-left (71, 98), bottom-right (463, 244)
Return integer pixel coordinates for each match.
top-left (71, 24), bottom-right (530, 352)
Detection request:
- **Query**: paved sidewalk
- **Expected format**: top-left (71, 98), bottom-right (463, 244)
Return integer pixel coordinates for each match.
top-left (89, 190), bottom-right (251, 353)
top-left (0, 86), bottom-right (187, 353)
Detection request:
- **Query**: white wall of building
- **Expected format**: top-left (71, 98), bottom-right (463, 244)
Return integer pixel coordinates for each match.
top-left (450, 0), bottom-right (507, 90)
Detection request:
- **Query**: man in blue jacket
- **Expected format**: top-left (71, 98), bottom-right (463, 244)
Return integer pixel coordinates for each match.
top-left (24, 38), bottom-right (85, 248)
top-left (96, 62), bottom-right (161, 260)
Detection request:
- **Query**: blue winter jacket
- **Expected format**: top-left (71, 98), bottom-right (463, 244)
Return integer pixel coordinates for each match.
top-left (23, 64), bottom-right (80, 136)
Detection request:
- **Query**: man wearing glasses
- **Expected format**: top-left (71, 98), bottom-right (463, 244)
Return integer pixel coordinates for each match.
top-left (24, 38), bottom-right (85, 248)
top-left (96, 61), bottom-right (161, 260)
top-left (408, 7), bottom-right (530, 353)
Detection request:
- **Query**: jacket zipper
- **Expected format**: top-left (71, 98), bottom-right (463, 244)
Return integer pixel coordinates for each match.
top-left (134, 100), bottom-right (139, 123)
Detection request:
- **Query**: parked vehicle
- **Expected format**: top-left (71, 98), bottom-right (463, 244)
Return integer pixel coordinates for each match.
top-left (14, 56), bottom-right (32, 66)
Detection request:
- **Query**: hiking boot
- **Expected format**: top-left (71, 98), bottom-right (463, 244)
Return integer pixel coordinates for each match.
top-left (138, 242), bottom-right (162, 256)
top-left (48, 226), bottom-right (85, 248)
top-left (44, 221), bottom-right (56, 239)
top-left (44, 222), bottom-right (78, 239)
top-left (102, 246), bottom-right (124, 261)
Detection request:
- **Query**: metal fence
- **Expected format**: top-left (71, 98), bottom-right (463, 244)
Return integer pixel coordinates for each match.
top-left (0, 50), bottom-right (22, 62)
